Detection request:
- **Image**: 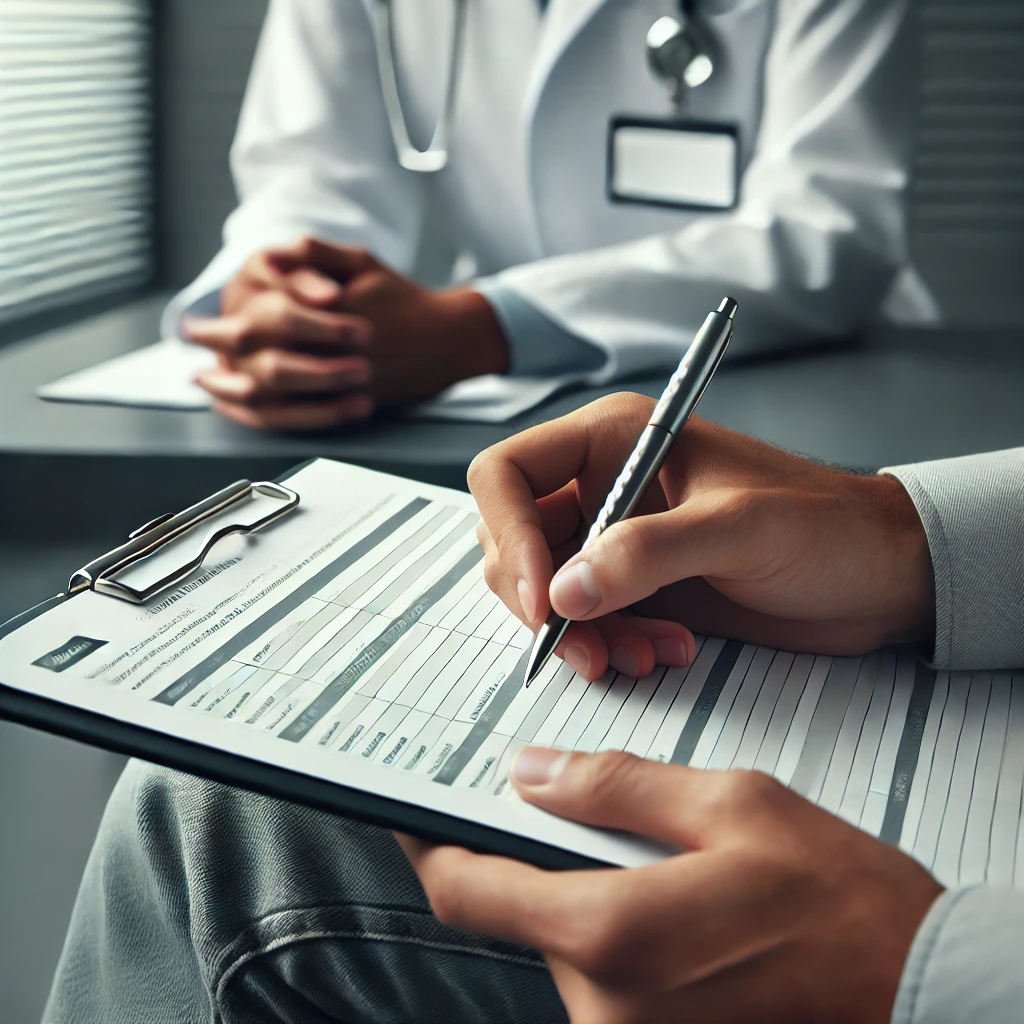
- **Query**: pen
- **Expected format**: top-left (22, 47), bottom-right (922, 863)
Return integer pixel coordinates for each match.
top-left (524, 296), bottom-right (738, 687)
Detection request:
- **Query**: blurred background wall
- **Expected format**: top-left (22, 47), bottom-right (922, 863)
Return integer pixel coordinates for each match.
top-left (156, 0), bottom-right (266, 286)
top-left (1, 1), bottom-right (1022, 1021)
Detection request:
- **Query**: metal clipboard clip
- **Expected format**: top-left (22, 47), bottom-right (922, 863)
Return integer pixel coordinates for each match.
top-left (69, 480), bottom-right (300, 604)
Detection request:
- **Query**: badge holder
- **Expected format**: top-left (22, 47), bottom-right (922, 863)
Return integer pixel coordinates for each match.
top-left (608, 7), bottom-right (740, 212)
top-left (607, 116), bottom-right (739, 212)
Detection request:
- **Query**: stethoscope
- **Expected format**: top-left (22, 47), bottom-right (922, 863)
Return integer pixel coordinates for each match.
top-left (373, 0), bottom-right (717, 173)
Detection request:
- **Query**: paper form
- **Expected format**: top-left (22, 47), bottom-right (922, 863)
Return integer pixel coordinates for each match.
top-left (37, 339), bottom-right (215, 409)
top-left (37, 339), bottom-right (568, 423)
top-left (2, 457), bottom-right (1023, 881)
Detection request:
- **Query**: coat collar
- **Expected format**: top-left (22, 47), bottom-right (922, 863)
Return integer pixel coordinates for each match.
top-left (523, 0), bottom-right (614, 123)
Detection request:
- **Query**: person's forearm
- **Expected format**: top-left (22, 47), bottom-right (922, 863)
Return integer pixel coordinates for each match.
top-left (882, 449), bottom-right (1024, 670)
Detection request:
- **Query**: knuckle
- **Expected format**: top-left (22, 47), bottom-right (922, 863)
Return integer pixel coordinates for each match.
top-left (340, 394), bottom-right (375, 423)
top-left (616, 516), bottom-right (658, 566)
top-left (585, 391), bottom-right (655, 432)
top-left (475, 520), bottom-right (491, 550)
top-left (715, 488), bottom-right (766, 530)
top-left (256, 349), bottom-right (287, 386)
top-left (328, 317), bottom-right (354, 343)
top-left (231, 315), bottom-right (257, 350)
top-left (263, 289), bottom-right (293, 321)
top-left (568, 913), bottom-right (628, 979)
top-left (466, 448), bottom-right (498, 496)
top-left (584, 750), bottom-right (643, 806)
top-left (718, 768), bottom-right (783, 811)
top-left (291, 233), bottom-right (319, 259)
top-left (351, 245), bottom-right (373, 266)
top-left (242, 250), bottom-right (270, 279)
top-left (600, 517), bottom-right (659, 584)
top-left (482, 553), bottom-right (504, 595)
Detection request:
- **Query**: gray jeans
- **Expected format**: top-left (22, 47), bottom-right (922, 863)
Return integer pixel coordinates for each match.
top-left (44, 760), bottom-right (567, 1023)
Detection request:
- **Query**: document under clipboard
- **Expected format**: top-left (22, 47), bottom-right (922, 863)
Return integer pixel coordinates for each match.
top-left (3, 458), bottom-right (1024, 889)
top-left (0, 459), bottom-right (643, 871)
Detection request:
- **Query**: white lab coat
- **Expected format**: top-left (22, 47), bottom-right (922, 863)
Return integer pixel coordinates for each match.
top-left (166, 0), bottom-right (935, 419)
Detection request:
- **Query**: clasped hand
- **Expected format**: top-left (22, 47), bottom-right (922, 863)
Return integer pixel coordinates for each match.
top-left (185, 236), bottom-right (509, 430)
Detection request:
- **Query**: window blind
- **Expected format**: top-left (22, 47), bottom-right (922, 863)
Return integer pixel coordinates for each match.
top-left (0, 0), bottom-right (153, 326)
top-left (911, 0), bottom-right (1024, 325)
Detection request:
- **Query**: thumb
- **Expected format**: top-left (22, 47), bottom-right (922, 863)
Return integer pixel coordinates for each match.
top-left (548, 502), bottom-right (748, 620)
top-left (270, 237), bottom-right (380, 283)
top-left (283, 267), bottom-right (345, 307)
top-left (510, 747), bottom-right (714, 850)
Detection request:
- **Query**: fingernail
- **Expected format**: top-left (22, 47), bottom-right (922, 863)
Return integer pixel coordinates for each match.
top-left (301, 278), bottom-right (341, 304)
top-left (182, 316), bottom-right (213, 336)
top-left (654, 638), bottom-right (692, 667)
top-left (517, 579), bottom-right (538, 624)
top-left (511, 746), bottom-right (571, 787)
top-left (610, 646), bottom-right (641, 678)
top-left (550, 561), bottom-right (602, 619)
top-left (563, 645), bottom-right (590, 678)
top-left (197, 371), bottom-right (253, 398)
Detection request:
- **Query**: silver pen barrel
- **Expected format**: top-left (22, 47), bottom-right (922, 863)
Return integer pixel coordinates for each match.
top-left (524, 297), bottom-right (736, 687)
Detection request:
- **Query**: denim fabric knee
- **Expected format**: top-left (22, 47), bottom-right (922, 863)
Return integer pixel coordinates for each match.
top-left (44, 760), bottom-right (567, 1024)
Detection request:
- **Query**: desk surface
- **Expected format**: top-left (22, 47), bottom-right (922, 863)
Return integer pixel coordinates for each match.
top-left (2, 296), bottom-right (1023, 488)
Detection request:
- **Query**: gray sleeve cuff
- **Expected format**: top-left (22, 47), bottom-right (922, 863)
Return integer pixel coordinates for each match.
top-left (892, 887), bottom-right (1024, 1024)
top-left (881, 450), bottom-right (1024, 670)
top-left (478, 283), bottom-right (606, 379)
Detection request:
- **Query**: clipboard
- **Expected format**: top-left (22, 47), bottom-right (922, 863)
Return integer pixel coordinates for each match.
top-left (4, 457), bottom-right (1018, 889)
top-left (0, 460), bottom-right (608, 872)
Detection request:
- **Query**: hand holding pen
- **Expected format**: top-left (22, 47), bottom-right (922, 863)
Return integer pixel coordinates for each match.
top-left (468, 298), bottom-right (737, 685)
top-left (469, 294), bottom-right (934, 686)
top-left (525, 298), bottom-right (736, 685)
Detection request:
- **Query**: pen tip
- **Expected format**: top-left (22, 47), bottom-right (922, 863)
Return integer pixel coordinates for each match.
top-left (523, 660), bottom-right (538, 689)
top-left (718, 297), bottom-right (738, 319)
top-left (523, 645), bottom-right (543, 689)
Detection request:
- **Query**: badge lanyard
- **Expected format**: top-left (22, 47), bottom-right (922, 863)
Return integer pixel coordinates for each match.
top-left (609, 1), bottom-right (741, 212)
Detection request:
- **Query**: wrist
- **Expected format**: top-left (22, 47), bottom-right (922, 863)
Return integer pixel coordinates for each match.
top-left (434, 288), bottom-right (510, 379)
top-left (862, 473), bottom-right (936, 647)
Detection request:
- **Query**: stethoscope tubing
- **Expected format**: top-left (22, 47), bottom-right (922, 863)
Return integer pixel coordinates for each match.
top-left (373, 0), bottom-right (709, 174)
top-left (372, 0), bottom-right (469, 173)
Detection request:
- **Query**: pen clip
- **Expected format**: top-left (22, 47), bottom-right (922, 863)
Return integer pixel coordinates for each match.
top-left (69, 480), bottom-right (300, 604)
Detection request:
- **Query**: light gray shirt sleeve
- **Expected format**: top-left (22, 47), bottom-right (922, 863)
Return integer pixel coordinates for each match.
top-left (478, 283), bottom-right (606, 379)
top-left (881, 449), bottom-right (1024, 671)
top-left (892, 887), bottom-right (1024, 1024)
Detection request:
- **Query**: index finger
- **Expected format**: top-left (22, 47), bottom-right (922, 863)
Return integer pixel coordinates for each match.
top-left (268, 236), bottom-right (378, 283)
top-left (400, 840), bottom-right (628, 960)
top-left (235, 248), bottom-right (341, 307)
top-left (401, 838), bottom-right (752, 990)
top-left (466, 393), bottom-right (655, 625)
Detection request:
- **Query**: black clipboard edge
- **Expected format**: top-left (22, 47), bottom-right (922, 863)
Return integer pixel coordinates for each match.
top-left (276, 457), bottom-right (319, 484)
top-left (0, 592), bottom-right (72, 642)
top-left (0, 684), bottom-right (609, 873)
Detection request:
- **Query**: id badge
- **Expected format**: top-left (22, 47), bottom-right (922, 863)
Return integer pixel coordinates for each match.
top-left (608, 117), bottom-right (739, 212)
